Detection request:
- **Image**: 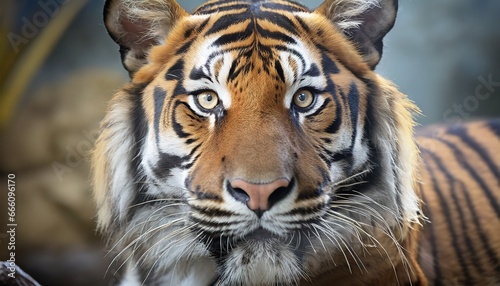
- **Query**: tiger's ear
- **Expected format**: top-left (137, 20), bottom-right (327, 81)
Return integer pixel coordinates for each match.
top-left (104, 0), bottom-right (187, 76)
top-left (315, 0), bottom-right (398, 69)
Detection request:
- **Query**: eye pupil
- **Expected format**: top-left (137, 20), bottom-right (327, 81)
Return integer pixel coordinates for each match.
top-left (206, 94), bottom-right (213, 102)
top-left (298, 93), bottom-right (306, 102)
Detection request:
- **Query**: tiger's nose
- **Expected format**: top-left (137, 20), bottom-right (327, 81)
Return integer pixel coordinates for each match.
top-left (228, 178), bottom-right (292, 216)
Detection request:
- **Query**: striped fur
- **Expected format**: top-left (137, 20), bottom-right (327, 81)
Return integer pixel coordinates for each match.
top-left (93, 0), bottom-right (499, 285)
top-left (417, 121), bottom-right (500, 285)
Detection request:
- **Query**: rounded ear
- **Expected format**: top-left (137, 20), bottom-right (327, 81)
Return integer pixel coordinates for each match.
top-left (315, 0), bottom-right (398, 69)
top-left (104, 0), bottom-right (187, 76)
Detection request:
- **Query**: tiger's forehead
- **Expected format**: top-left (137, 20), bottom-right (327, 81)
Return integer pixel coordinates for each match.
top-left (183, 32), bottom-right (324, 86)
top-left (181, 2), bottom-right (327, 93)
top-left (193, 0), bottom-right (310, 15)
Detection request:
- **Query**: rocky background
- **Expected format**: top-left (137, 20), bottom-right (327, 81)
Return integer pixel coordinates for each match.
top-left (0, 0), bottom-right (499, 285)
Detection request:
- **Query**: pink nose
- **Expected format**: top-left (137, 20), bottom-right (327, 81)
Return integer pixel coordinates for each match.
top-left (229, 178), bottom-right (291, 211)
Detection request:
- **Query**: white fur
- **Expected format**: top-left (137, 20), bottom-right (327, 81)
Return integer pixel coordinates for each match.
top-left (218, 241), bottom-right (302, 286)
top-left (117, 0), bottom-right (184, 40)
top-left (94, 96), bottom-right (138, 229)
top-left (184, 35), bottom-right (234, 109)
top-left (325, 0), bottom-right (381, 30)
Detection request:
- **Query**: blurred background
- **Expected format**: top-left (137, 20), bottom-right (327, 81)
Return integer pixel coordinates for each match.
top-left (0, 0), bottom-right (499, 285)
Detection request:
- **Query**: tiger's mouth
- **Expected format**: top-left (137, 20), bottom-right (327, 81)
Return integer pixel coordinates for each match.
top-left (204, 225), bottom-right (309, 263)
top-left (241, 227), bottom-right (275, 241)
top-left (206, 227), bottom-right (308, 286)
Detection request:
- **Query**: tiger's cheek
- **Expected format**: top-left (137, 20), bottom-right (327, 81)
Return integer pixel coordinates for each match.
top-left (294, 150), bottom-right (330, 197)
top-left (172, 98), bottom-right (213, 141)
top-left (186, 150), bottom-right (225, 202)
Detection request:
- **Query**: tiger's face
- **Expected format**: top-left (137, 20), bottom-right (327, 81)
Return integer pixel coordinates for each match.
top-left (95, 0), bottom-right (421, 285)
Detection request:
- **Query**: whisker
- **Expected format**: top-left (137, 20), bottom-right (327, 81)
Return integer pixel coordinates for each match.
top-left (331, 169), bottom-right (371, 187)
top-left (106, 217), bottom-right (188, 276)
top-left (141, 225), bottom-right (201, 286)
top-left (127, 199), bottom-right (186, 209)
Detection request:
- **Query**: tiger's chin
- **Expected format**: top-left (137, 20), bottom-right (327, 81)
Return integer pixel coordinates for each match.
top-left (213, 231), bottom-right (304, 286)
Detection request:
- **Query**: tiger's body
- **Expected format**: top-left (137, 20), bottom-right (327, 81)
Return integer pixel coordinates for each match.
top-left (417, 121), bottom-right (500, 285)
top-left (93, 0), bottom-right (500, 285)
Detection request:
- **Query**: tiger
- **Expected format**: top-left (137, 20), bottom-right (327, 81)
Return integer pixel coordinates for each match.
top-left (92, 0), bottom-right (500, 285)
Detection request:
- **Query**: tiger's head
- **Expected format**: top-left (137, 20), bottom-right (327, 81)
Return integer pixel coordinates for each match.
top-left (93, 0), bottom-right (423, 285)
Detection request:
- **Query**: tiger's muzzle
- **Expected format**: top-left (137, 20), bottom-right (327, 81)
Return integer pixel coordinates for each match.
top-left (226, 178), bottom-right (295, 217)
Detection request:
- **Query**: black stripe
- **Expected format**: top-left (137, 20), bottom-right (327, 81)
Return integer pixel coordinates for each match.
top-left (172, 101), bottom-right (192, 138)
top-left (305, 63), bottom-right (320, 77)
top-left (362, 78), bottom-right (376, 140)
top-left (294, 16), bottom-right (311, 34)
top-left (256, 23), bottom-right (296, 43)
top-left (447, 125), bottom-right (500, 190)
top-left (320, 49), bottom-right (340, 75)
top-left (189, 66), bottom-right (212, 82)
top-left (421, 147), bottom-right (476, 282)
top-left (185, 138), bottom-right (196, 145)
top-left (205, 11), bottom-right (252, 36)
top-left (257, 43), bottom-right (275, 74)
top-left (286, 203), bottom-right (326, 216)
top-left (165, 59), bottom-right (185, 81)
top-left (183, 152), bottom-right (201, 169)
top-left (486, 119), bottom-right (500, 136)
top-left (255, 10), bottom-right (298, 35)
top-left (455, 181), bottom-right (496, 272)
top-left (197, 17), bottom-right (210, 33)
top-left (324, 110), bottom-right (342, 134)
top-left (153, 152), bottom-right (189, 179)
top-left (306, 98), bottom-right (331, 118)
top-left (418, 184), bottom-right (442, 285)
top-left (127, 83), bottom-right (149, 217)
top-left (275, 45), bottom-right (306, 68)
top-left (190, 216), bottom-right (240, 229)
top-left (227, 49), bottom-right (257, 80)
top-left (228, 58), bottom-right (241, 81)
top-left (191, 206), bottom-right (234, 217)
top-left (330, 143), bottom-right (380, 201)
top-left (324, 85), bottom-right (342, 134)
top-left (183, 25), bottom-right (195, 39)
top-left (153, 87), bottom-right (167, 144)
top-left (321, 137), bottom-right (332, 144)
top-left (318, 152), bottom-right (329, 167)
top-left (172, 76), bottom-right (188, 97)
top-left (274, 59), bottom-right (285, 82)
top-left (176, 19), bottom-right (210, 55)
top-left (212, 21), bottom-right (254, 46)
top-left (347, 82), bottom-right (359, 148)
top-left (176, 40), bottom-right (194, 55)
top-left (330, 148), bottom-right (353, 162)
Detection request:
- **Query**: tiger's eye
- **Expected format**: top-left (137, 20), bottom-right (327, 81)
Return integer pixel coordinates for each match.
top-left (293, 89), bottom-right (314, 109)
top-left (196, 91), bottom-right (219, 110)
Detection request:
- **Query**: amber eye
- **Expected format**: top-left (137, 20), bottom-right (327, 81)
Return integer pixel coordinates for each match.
top-left (196, 91), bottom-right (219, 110)
top-left (293, 89), bottom-right (315, 109)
